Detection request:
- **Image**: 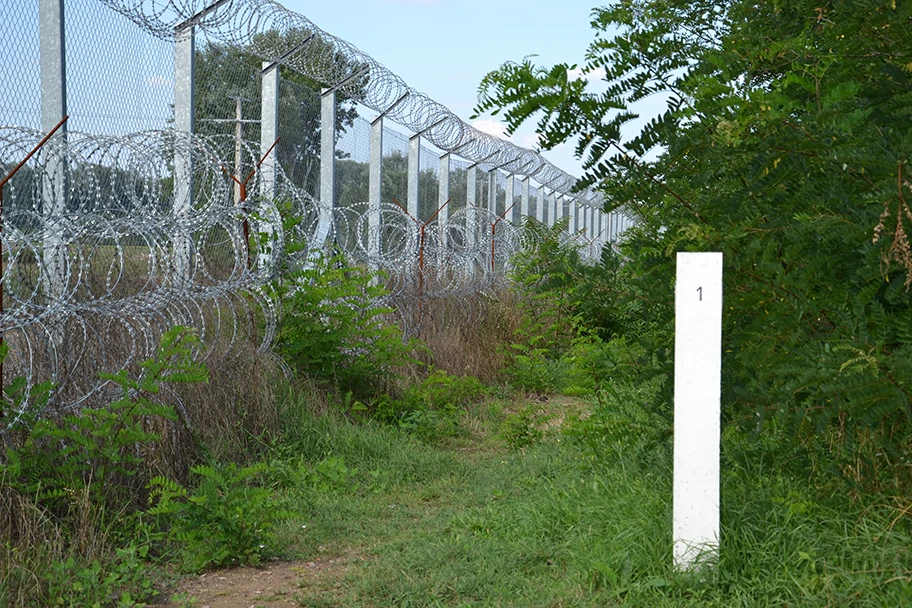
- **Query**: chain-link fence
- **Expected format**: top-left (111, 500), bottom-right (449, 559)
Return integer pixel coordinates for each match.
top-left (0, 0), bottom-right (634, 422)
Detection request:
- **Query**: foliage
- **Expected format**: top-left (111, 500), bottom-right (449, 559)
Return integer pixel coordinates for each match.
top-left (264, 451), bottom-right (359, 495)
top-left (1, 327), bottom-right (207, 516)
top-left (565, 374), bottom-right (671, 467)
top-left (0, 327), bottom-right (208, 607)
top-left (509, 217), bottom-right (634, 343)
top-left (498, 403), bottom-right (547, 449)
top-left (272, 249), bottom-right (423, 397)
top-left (307, 456), bottom-right (358, 493)
top-left (44, 543), bottom-right (156, 608)
top-left (476, 0), bottom-right (912, 486)
top-left (148, 462), bottom-right (290, 572)
top-left (505, 218), bottom-right (665, 401)
top-left (372, 369), bottom-right (487, 442)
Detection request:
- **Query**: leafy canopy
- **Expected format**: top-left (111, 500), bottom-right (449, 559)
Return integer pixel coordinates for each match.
top-left (477, 0), bottom-right (912, 488)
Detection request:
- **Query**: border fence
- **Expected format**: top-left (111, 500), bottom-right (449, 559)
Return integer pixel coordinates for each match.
top-left (0, 0), bottom-right (634, 424)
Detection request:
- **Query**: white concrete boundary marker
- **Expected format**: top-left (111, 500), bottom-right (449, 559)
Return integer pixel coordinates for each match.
top-left (673, 252), bottom-right (723, 570)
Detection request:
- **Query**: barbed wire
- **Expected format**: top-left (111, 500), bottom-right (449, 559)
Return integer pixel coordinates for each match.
top-left (0, 125), bottom-right (603, 427)
top-left (98, 0), bottom-right (604, 206)
top-left (0, 0), bottom-right (626, 428)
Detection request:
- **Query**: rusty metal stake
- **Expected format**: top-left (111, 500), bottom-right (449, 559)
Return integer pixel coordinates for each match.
top-left (216, 137), bottom-right (280, 344)
top-left (391, 197), bottom-right (451, 327)
top-left (218, 137), bottom-right (280, 270)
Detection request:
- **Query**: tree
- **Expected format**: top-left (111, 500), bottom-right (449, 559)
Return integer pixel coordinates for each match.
top-left (193, 29), bottom-right (362, 197)
top-left (476, 0), bottom-right (912, 487)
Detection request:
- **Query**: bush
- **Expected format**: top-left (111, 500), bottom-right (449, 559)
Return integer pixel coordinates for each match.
top-left (148, 462), bottom-right (290, 572)
top-left (498, 403), bottom-right (547, 449)
top-left (1, 326), bottom-right (206, 516)
top-left (373, 370), bottom-right (487, 442)
top-left (0, 326), bottom-right (208, 607)
top-left (564, 375), bottom-right (671, 468)
top-left (273, 249), bottom-right (423, 397)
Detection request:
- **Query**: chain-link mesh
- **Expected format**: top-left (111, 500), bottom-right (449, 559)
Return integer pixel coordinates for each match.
top-left (0, 0), bottom-right (631, 424)
top-left (67, 0), bottom-right (174, 134)
top-left (381, 126), bottom-right (408, 209)
top-left (0, 2), bottom-right (41, 130)
top-left (275, 74), bottom-right (322, 199)
top-left (418, 140), bottom-right (439, 221)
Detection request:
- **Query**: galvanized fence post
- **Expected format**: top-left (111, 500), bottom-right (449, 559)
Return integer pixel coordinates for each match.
top-left (407, 133), bottom-right (420, 222)
top-left (487, 169), bottom-right (497, 217)
top-left (368, 115), bottom-right (383, 264)
top-left (438, 152), bottom-right (450, 259)
top-left (550, 190), bottom-right (558, 228)
top-left (316, 88), bottom-right (336, 247)
top-left (466, 164), bottom-right (478, 256)
top-left (504, 174), bottom-right (515, 225)
top-left (258, 61), bottom-right (279, 269)
top-left (173, 22), bottom-right (194, 282)
top-left (39, 0), bottom-right (68, 323)
top-left (520, 176), bottom-right (530, 226)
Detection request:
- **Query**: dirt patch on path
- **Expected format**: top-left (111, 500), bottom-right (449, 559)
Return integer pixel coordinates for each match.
top-left (158, 553), bottom-right (359, 608)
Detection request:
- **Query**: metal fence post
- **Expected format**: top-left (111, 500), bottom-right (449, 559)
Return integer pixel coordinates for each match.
top-left (591, 207), bottom-right (599, 258)
top-left (487, 169), bottom-right (497, 217)
top-left (466, 165), bottom-right (477, 265)
top-left (173, 23), bottom-right (195, 282)
top-left (438, 152), bottom-right (450, 256)
top-left (39, 0), bottom-right (67, 349)
top-left (578, 202), bottom-right (584, 237)
top-left (39, 0), bottom-right (66, 146)
top-left (504, 174), bottom-right (515, 224)
top-left (258, 61), bottom-right (279, 269)
top-left (173, 28), bottom-right (194, 210)
top-left (368, 115), bottom-right (383, 262)
top-left (532, 179), bottom-right (543, 224)
top-left (407, 134), bottom-right (420, 221)
top-left (551, 190), bottom-right (559, 228)
top-left (316, 88), bottom-right (336, 247)
top-left (259, 63), bottom-right (278, 201)
top-left (520, 176), bottom-right (530, 225)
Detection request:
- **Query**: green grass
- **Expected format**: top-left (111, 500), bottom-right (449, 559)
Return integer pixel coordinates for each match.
top-left (258, 390), bottom-right (912, 607)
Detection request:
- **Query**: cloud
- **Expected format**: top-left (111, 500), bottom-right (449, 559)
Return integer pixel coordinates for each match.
top-left (567, 65), bottom-right (606, 82)
top-left (470, 118), bottom-right (508, 139)
top-left (515, 132), bottom-right (544, 150)
top-left (375, 0), bottom-right (441, 5)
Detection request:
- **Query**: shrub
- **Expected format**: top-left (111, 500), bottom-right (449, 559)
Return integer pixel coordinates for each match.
top-left (1, 326), bottom-right (207, 516)
top-left (373, 370), bottom-right (487, 441)
top-left (498, 403), bottom-right (547, 449)
top-left (273, 249), bottom-right (423, 398)
top-left (0, 326), bottom-right (208, 607)
top-left (148, 462), bottom-right (290, 572)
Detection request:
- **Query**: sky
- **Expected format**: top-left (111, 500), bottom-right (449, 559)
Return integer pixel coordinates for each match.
top-left (279, 0), bottom-right (604, 180)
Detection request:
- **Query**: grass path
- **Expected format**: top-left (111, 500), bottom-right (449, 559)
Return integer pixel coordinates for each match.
top-left (163, 395), bottom-right (613, 607)
top-left (161, 393), bottom-right (912, 607)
